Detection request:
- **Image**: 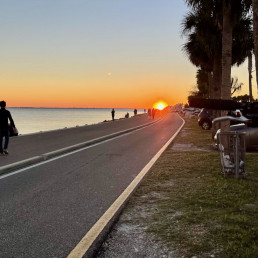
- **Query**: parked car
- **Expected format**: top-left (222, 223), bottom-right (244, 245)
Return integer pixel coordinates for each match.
top-left (198, 108), bottom-right (243, 130)
top-left (239, 101), bottom-right (258, 127)
top-left (230, 109), bottom-right (242, 117)
top-left (214, 124), bottom-right (258, 151)
top-left (182, 107), bottom-right (200, 117)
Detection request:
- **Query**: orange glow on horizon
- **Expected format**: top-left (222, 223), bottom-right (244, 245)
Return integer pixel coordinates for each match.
top-left (1, 76), bottom-right (189, 108)
top-left (153, 101), bottom-right (168, 110)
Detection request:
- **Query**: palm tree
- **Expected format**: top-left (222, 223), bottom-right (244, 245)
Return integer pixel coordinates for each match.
top-left (182, 7), bottom-right (222, 99)
top-left (221, 1), bottom-right (232, 105)
top-left (252, 0), bottom-right (258, 99)
top-left (232, 15), bottom-right (254, 101)
top-left (248, 52), bottom-right (253, 101)
top-left (220, 0), bottom-right (251, 131)
top-left (182, 4), bottom-right (253, 97)
top-left (196, 68), bottom-right (209, 97)
top-left (185, 0), bottom-right (252, 131)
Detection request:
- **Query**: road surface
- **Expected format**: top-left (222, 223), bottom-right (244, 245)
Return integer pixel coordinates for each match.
top-left (0, 113), bottom-right (183, 257)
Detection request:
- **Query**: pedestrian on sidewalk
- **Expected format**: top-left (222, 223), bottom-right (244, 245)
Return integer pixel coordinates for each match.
top-left (111, 108), bottom-right (115, 121)
top-left (0, 101), bottom-right (16, 155)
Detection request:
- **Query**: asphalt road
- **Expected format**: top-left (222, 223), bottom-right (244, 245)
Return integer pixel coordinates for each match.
top-left (0, 113), bottom-right (183, 257)
top-left (0, 114), bottom-right (153, 167)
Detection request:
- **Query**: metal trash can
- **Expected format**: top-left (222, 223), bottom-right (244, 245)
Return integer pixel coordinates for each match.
top-left (217, 131), bottom-right (246, 178)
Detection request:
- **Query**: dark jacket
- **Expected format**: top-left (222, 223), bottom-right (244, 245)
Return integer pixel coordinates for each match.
top-left (0, 108), bottom-right (15, 128)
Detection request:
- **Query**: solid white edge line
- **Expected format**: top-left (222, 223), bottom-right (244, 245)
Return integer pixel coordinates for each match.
top-left (67, 113), bottom-right (185, 258)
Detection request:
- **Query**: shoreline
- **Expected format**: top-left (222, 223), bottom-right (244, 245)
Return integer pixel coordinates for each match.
top-left (9, 107), bottom-right (147, 109)
top-left (17, 114), bottom-right (146, 137)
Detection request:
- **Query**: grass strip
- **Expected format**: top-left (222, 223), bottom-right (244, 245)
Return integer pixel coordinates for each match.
top-left (126, 116), bottom-right (258, 258)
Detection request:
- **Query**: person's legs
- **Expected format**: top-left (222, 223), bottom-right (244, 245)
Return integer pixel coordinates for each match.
top-left (3, 135), bottom-right (9, 150)
top-left (0, 129), bottom-right (3, 153)
top-left (2, 128), bottom-right (9, 153)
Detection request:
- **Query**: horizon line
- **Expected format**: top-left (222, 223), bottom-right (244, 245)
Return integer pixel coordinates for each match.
top-left (9, 106), bottom-right (150, 109)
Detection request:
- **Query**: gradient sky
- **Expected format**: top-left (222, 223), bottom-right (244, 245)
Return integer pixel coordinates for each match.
top-left (0, 0), bottom-right (256, 108)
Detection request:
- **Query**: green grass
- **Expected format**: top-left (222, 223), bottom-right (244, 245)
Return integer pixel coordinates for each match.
top-left (176, 117), bottom-right (213, 147)
top-left (125, 116), bottom-right (258, 258)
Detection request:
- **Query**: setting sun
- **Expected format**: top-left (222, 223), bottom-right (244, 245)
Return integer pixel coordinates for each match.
top-left (157, 104), bottom-right (165, 110)
top-left (153, 101), bottom-right (168, 110)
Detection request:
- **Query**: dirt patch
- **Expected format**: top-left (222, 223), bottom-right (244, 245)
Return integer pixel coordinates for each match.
top-left (140, 191), bottom-right (170, 202)
top-left (178, 131), bottom-right (190, 137)
top-left (96, 205), bottom-right (179, 258)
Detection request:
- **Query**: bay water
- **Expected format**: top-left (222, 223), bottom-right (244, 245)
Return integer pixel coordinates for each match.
top-left (9, 108), bottom-right (144, 135)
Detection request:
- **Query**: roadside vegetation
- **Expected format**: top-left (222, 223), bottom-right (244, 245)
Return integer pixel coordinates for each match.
top-left (124, 117), bottom-right (258, 257)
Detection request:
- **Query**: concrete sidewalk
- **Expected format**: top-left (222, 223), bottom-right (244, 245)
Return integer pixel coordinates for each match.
top-left (0, 114), bottom-right (156, 174)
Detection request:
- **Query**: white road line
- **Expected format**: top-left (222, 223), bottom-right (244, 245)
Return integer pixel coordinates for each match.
top-left (0, 118), bottom-right (162, 180)
top-left (67, 114), bottom-right (185, 258)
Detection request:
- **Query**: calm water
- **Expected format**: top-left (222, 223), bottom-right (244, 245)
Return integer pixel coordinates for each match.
top-left (9, 108), bottom-right (144, 135)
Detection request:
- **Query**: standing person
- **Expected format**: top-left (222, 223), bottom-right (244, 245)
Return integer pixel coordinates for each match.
top-left (111, 108), bottom-right (115, 121)
top-left (0, 101), bottom-right (16, 155)
top-left (152, 108), bottom-right (156, 120)
top-left (134, 109), bottom-right (137, 116)
top-left (148, 108), bottom-right (151, 118)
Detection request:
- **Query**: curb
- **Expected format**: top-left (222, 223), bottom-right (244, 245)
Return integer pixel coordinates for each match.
top-left (0, 119), bottom-right (159, 176)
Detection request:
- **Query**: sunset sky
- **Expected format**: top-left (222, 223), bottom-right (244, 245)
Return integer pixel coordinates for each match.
top-left (1, 0), bottom-right (256, 108)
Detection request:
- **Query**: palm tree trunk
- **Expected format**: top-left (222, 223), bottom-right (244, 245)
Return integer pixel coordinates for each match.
top-left (221, 1), bottom-right (232, 132)
top-left (212, 51), bottom-right (222, 138)
top-left (213, 50), bottom-right (222, 99)
top-left (253, 0), bottom-right (258, 100)
top-left (248, 52), bottom-right (253, 101)
top-left (207, 72), bottom-right (213, 98)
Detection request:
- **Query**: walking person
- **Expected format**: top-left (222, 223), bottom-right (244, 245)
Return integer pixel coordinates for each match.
top-left (0, 101), bottom-right (16, 155)
top-left (111, 108), bottom-right (115, 121)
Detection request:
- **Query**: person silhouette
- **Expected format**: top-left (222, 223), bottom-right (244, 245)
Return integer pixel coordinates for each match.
top-left (0, 101), bottom-right (16, 155)
top-left (148, 108), bottom-right (151, 118)
top-left (111, 108), bottom-right (115, 121)
top-left (152, 108), bottom-right (156, 119)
